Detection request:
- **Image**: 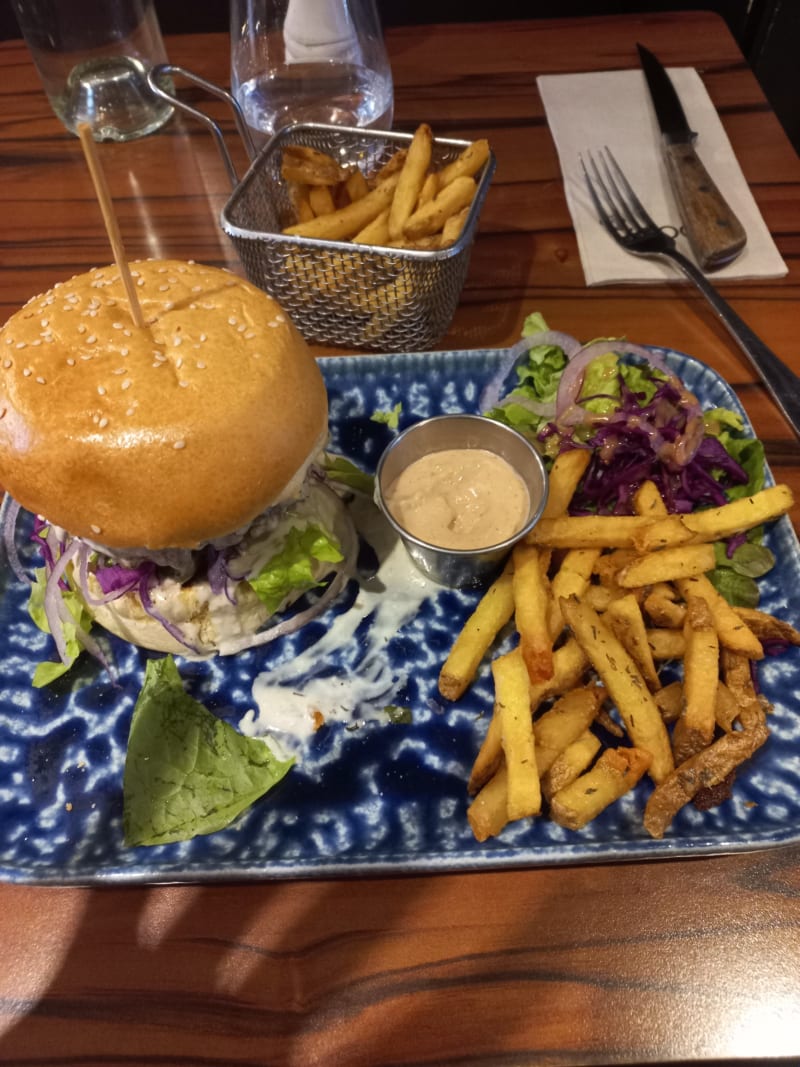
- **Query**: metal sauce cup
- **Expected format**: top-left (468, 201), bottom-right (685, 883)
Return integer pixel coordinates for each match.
top-left (374, 414), bottom-right (549, 588)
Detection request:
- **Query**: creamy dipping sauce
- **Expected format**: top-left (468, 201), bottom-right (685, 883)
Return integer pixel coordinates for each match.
top-left (383, 447), bottom-right (530, 550)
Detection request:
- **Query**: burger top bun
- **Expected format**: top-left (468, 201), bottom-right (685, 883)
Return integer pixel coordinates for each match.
top-left (0, 259), bottom-right (328, 550)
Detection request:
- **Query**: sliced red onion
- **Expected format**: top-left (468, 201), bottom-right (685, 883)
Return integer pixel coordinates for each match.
top-left (2, 495), bottom-right (29, 584)
top-left (43, 540), bottom-right (82, 664)
top-left (480, 330), bottom-right (582, 412)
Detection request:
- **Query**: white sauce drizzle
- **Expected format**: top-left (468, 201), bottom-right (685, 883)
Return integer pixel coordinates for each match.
top-left (240, 497), bottom-right (439, 759)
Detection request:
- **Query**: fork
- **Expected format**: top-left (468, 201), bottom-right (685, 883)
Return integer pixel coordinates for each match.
top-left (582, 147), bottom-right (800, 439)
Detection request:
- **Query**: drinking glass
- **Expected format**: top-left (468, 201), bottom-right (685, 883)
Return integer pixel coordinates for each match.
top-left (230, 0), bottom-right (394, 146)
top-left (10, 0), bottom-right (173, 142)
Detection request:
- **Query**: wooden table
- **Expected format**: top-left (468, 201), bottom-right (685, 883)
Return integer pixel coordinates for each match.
top-left (2, 11), bottom-right (800, 1064)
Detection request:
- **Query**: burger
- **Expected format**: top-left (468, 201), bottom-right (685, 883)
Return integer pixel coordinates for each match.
top-left (0, 259), bottom-right (356, 672)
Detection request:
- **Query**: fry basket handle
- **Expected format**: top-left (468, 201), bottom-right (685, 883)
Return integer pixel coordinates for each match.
top-left (147, 64), bottom-right (259, 189)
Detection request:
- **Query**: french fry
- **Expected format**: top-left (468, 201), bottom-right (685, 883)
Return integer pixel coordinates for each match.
top-left (632, 513), bottom-right (697, 552)
top-left (439, 205), bottom-right (469, 247)
top-left (352, 207), bottom-right (391, 246)
top-left (679, 485), bottom-right (794, 543)
top-left (633, 480), bottom-right (668, 518)
top-left (438, 137), bottom-right (490, 186)
top-left (672, 596), bottom-right (719, 763)
top-left (654, 680), bottom-right (683, 724)
top-left (388, 123), bottom-right (434, 240)
top-left (345, 168), bottom-right (370, 202)
top-left (468, 636), bottom-right (588, 795)
top-left (714, 681), bottom-right (739, 733)
top-left (541, 730), bottom-right (602, 802)
top-left (543, 449), bottom-right (591, 518)
top-left (287, 181), bottom-right (315, 223)
top-left (733, 606), bottom-right (800, 646)
top-left (527, 514), bottom-right (666, 550)
top-left (643, 583), bottom-right (686, 629)
top-left (308, 183), bottom-right (337, 217)
top-left (416, 171), bottom-right (439, 210)
top-left (493, 649), bottom-right (541, 820)
top-left (281, 144), bottom-right (349, 186)
top-left (548, 548), bottom-right (600, 638)
top-left (282, 172), bottom-right (400, 240)
top-left (512, 542), bottom-right (553, 684)
top-left (533, 685), bottom-right (606, 776)
top-left (605, 593), bottom-right (661, 690)
top-left (550, 746), bottom-right (652, 831)
top-left (403, 175), bottom-right (477, 240)
top-left (560, 596), bottom-right (674, 783)
top-left (676, 574), bottom-right (763, 659)
top-left (368, 147), bottom-right (407, 188)
top-left (467, 765), bottom-right (509, 842)
top-left (617, 543), bottom-right (716, 588)
top-left (438, 562), bottom-right (515, 701)
top-left (646, 628), bottom-right (686, 661)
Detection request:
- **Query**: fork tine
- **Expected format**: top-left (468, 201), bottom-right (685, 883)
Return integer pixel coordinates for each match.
top-left (580, 152), bottom-right (620, 235)
top-left (600, 147), bottom-right (658, 230)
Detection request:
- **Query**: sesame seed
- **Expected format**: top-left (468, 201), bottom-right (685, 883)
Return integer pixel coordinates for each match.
top-left (36, 376), bottom-right (46, 384)
top-left (164, 301), bottom-right (174, 311)
top-left (158, 284), bottom-right (169, 292)
top-left (4, 337), bottom-right (11, 345)
top-left (98, 417), bottom-right (108, 429)
top-left (121, 379), bottom-right (132, 390)
top-left (174, 440), bottom-right (186, 449)
top-left (179, 380), bottom-right (189, 388)
top-left (196, 360), bottom-right (206, 369)
top-left (91, 524), bottom-right (102, 534)
top-left (199, 333), bottom-right (207, 342)
top-left (31, 339), bottom-right (41, 346)
top-left (191, 285), bottom-right (202, 293)
top-left (125, 406), bottom-right (136, 416)
top-left (276, 314), bottom-right (285, 323)
top-left (77, 324), bottom-right (87, 334)
top-left (112, 322), bottom-right (123, 330)
top-left (40, 319), bottom-right (48, 327)
top-left (120, 347), bottom-right (129, 356)
top-left (173, 337), bottom-right (182, 347)
top-left (23, 368), bottom-right (31, 376)
top-left (66, 358), bottom-right (75, 366)
top-left (15, 341), bottom-right (26, 349)
top-left (175, 357), bottom-right (183, 369)
top-left (228, 316), bottom-right (237, 326)
top-left (244, 331), bottom-right (256, 340)
top-left (252, 352), bottom-right (262, 359)
top-left (86, 335), bottom-right (97, 344)
top-left (123, 330), bottom-right (131, 337)
top-left (97, 385), bottom-right (106, 396)
top-left (2, 359), bottom-right (11, 368)
top-left (112, 368), bottom-right (125, 375)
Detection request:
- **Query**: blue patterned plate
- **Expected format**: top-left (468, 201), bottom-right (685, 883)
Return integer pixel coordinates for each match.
top-left (1, 347), bottom-right (799, 884)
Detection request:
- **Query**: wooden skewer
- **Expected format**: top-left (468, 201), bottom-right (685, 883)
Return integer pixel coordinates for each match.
top-left (77, 123), bottom-right (146, 329)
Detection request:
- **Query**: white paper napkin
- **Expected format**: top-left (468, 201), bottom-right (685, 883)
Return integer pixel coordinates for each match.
top-left (537, 69), bottom-right (787, 284)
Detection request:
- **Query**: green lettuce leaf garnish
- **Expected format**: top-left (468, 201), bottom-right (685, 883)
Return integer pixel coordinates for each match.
top-left (486, 313), bottom-right (567, 439)
top-left (123, 656), bottom-right (294, 847)
top-left (371, 402), bottom-right (402, 429)
top-left (28, 566), bottom-right (93, 688)
top-left (323, 453), bottom-right (375, 495)
top-left (248, 524), bottom-right (343, 615)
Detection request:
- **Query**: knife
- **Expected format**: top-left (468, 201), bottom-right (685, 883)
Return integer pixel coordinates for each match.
top-left (636, 43), bottom-right (746, 272)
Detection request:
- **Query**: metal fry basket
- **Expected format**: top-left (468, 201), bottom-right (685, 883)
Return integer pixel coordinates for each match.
top-left (149, 66), bottom-right (496, 351)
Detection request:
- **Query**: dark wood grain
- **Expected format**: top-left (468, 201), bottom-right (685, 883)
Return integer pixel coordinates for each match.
top-left (1, 12), bottom-right (800, 1065)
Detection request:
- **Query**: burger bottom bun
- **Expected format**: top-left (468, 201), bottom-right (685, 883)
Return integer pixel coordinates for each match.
top-left (89, 577), bottom-right (272, 657)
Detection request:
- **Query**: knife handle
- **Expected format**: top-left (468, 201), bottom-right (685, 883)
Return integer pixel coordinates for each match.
top-left (662, 141), bottom-right (747, 272)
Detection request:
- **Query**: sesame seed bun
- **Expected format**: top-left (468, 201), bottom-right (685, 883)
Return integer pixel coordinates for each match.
top-left (0, 259), bottom-right (328, 550)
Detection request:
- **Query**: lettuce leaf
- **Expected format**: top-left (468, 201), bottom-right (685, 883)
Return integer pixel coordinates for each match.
top-left (323, 453), bottom-right (375, 495)
top-left (248, 524), bottom-right (343, 615)
top-left (28, 567), bottom-right (93, 688)
top-left (370, 402), bottom-right (402, 429)
top-left (123, 656), bottom-right (294, 847)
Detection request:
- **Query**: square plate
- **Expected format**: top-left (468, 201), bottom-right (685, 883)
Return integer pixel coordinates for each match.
top-left (1, 346), bottom-right (799, 885)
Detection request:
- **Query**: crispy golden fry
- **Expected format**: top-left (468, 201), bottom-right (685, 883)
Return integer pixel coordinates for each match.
top-left (527, 514), bottom-right (663, 550)
top-left (676, 574), bottom-right (763, 659)
top-left (512, 542), bottom-right (553, 684)
top-left (617, 543), bottom-right (716, 588)
top-left (345, 168), bottom-right (370, 202)
top-left (550, 746), bottom-right (652, 831)
top-left (368, 148), bottom-right (408, 187)
top-left (416, 170), bottom-right (439, 210)
top-left (439, 205), bottom-right (470, 247)
top-left (605, 593), bottom-right (661, 690)
top-left (560, 596), bottom-right (674, 783)
top-left (283, 172), bottom-right (400, 240)
top-left (438, 562), bottom-right (515, 701)
top-left (438, 137), bottom-right (490, 186)
top-left (308, 183), bottom-right (336, 217)
top-left (543, 449), bottom-right (591, 518)
top-left (633, 480), bottom-right (668, 518)
top-left (583, 584), bottom-right (617, 613)
top-left (493, 649), bottom-right (541, 820)
top-left (594, 548), bottom-right (638, 587)
top-left (646, 628), bottom-right (686, 661)
top-left (654, 680), bottom-right (683, 724)
top-left (467, 765), bottom-right (509, 842)
top-left (632, 513), bottom-right (697, 553)
top-left (352, 207), bottom-right (391, 246)
top-left (733, 607), bottom-right (800, 646)
top-left (287, 180), bottom-right (315, 223)
top-left (541, 730), bottom-right (602, 802)
top-left (548, 548), bottom-right (600, 638)
top-left (643, 583), bottom-right (686, 629)
top-left (533, 685), bottom-right (605, 776)
top-left (678, 484), bottom-right (794, 542)
top-left (468, 637), bottom-right (588, 795)
top-left (672, 596), bottom-right (719, 763)
top-left (403, 175), bottom-right (477, 240)
top-left (281, 144), bottom-right (349, 186)
top-left (714, 681), bottom-right (739, 733)
top-left (643, 690), bottom-right (769, 839)
top-left (389, 123), bottom-right (434, 240)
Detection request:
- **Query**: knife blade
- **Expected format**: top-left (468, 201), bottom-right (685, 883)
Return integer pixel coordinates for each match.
top-left (636, 43), bottom-right (746, 272)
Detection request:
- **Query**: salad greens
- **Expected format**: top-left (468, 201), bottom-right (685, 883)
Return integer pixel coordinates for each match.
top-left (123, 656), bottom-right (293, 847)
top-left (248, 524), bottom-right (343, 615)
top-left (489, 314), bottom-right (775, 606)
top-left (28, 567), bottom-right (93, 688)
